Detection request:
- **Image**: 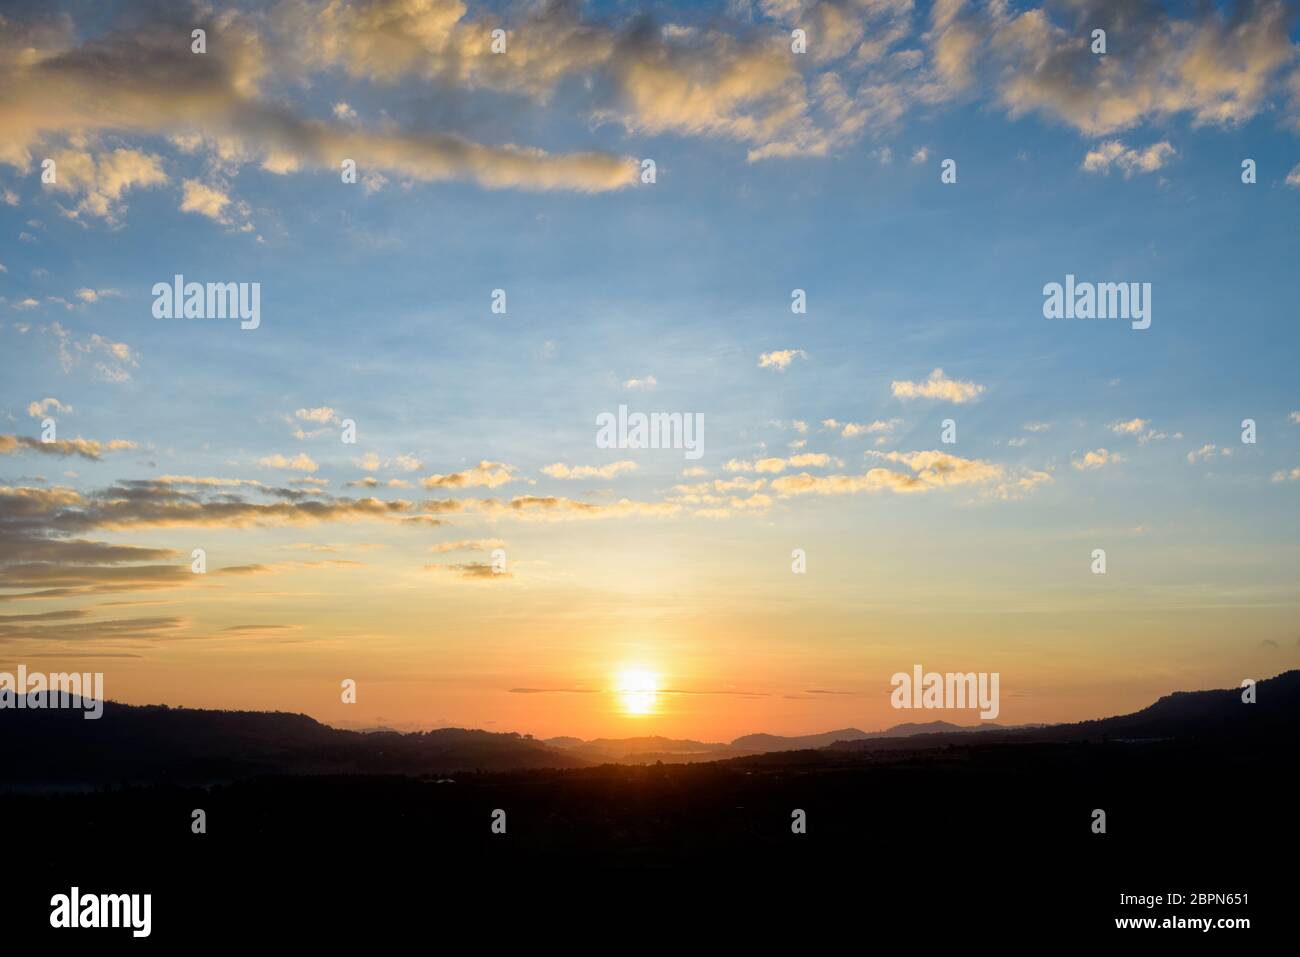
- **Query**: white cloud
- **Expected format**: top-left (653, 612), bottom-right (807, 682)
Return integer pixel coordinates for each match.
top-left (839, 418), bottom-right (901, 438)
top-left (1187, 443), bottom-right (1231, 464)
top-left (1072, 448), bottom-right (1122, 471)
top-left (180, 179), bottom-right (252, 230)
top-left (45, 148), bottom-right (167, 223)
top-left (1081, 141), bottom-right (1175, 177)
top-left (758, 349), bottom-right (807, 371)
top-left (27, 397), bottom-right (71, 417)
top-left (73, 287), bottom-right (121, 304)
top-left (259, 453), bottom-right (320, 473)
top-left (42, 322), bottom-right (138, 382)
top-left (891, 368), bottom-right (984, 403)
top-left (423, 461), bottom-right (517, 489)
top-left (542, 461), bottom-right (638, 480)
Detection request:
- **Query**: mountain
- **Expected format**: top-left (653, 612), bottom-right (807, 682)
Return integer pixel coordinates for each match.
top-left (828, 670), bottom-right (1300, 752)
top-left (0, 698), bottom-right (593, 787)
top-left (730, 727), bottom-right (867, 751)
top-left (3, 672), bottom-right (1294, 787)
top-left (729, 720), bottom-right (1002, 753)
top-left (543, 735), bottom-right (732, 763)
top-left (543, 722), bottom-right (1003, 763)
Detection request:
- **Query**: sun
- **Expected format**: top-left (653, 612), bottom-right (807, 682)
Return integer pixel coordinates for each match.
top-left (615, 668), bottom-right (660, 716)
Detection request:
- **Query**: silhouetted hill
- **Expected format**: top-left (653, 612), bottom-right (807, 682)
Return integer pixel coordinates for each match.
top-left (730, 727), bottom-right (869, 751)
top-left (544, 734), bottom-right (733, 762)
top-left (0, 698), bottom-right (592, 787)
top-left (4, 672), bottom-right (1295, 787)
top-left (538, 722), bottom-right (1007, 764)
top-left (829, 670), bottom-right (1300, 752)
top-left (730, 720), bottom-right (1004, 753)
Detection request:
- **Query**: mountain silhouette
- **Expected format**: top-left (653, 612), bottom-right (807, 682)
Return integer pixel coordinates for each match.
top-left (0, 700), bottom-right (591, 786)
top-left (828, 670), bottom-right (1299, 752)
top-left (2, 671), bottom-right (1294, 787)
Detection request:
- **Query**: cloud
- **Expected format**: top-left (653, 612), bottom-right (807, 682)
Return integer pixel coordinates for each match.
top-left (1072, 448), bottom-right (1122, 471)
top-left (758, 349), bottom-right (807, 371)
top-left (769, 449), bottom-right (1007, 497)
top-left (1271, 467), bottom-right (1300, 483)
top-left (541, 461), bottom-right (637, 480)
top-left (179, 178), bottom-right (250, 228)
top-left (0, 6), bottom-right (637, 196)
top-left (891, 368), bottom-right (984, 403)
top-left (43, 147), bottom-right (167, 222)
top-left (1110, 418), bottom-right (1149, 434)
top-left (74, 288), bottom-right (120, 304)
top-left (991, 468), bottom-right (1054, 501)
top-left (422, 460), bottom-right (516, 489)
top-left (424, 561), bottom-right (511, 581)
top-left (0, 614), bottom-right (184, 644)
top-left (3, 0), bottom-right (1293, 210)
top-left (993, 0), bottom-right (1297, 136)
top-left (838, 418), bottom-right (902, 438)
top-left (623, 375), bottom-right (657, 390)
top-left (429, 539), bottom-right (506, 554)
top-left (468, 495), bottom-right (680, 522)
top-left (295, 407), bottom-right (339, 424)
top-left (1187, 443), bottom-right (1231, 464)
top-left (911, 146), bottom-right (929, 163)
top-left (1287, 164), bottom-right (1300, 187)
top-left (724, 453), bottom-right (831, 474)
top-left (157, 475), bottom-right (266, 489)
top-left (258, 453), bottom-right (319, 473)
top-left (1081, 140), bottom-right (1175, 177)
top-left (0, 474), bottom-right (696, 612)
top-left (0, 434), bottom-right (135, 460)
top-left (41, 322), bottom-right (138, 382)
top-left (26, 397), bottom-right (71, 417)
top-left (1110, 418), bottom-right (1174, 444)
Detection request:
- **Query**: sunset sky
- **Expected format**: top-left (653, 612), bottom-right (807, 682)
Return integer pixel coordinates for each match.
top-left (2, 0), bottom-right (1298, 741)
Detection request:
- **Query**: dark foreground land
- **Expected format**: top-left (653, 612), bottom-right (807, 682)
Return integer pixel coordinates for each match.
top-left (3, 673), bottom-right (1296, 941)
top-left (3, 735), bottom-right (1293, 942)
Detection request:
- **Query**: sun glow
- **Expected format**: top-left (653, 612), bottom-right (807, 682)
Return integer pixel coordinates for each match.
top-left (615, 668), bottom-right (660, 716)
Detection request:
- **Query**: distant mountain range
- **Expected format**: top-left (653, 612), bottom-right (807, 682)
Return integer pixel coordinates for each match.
top-left (544, 720), bottom-right (1015, 763)
top-left (3, 671), bottom-right (1295, 787)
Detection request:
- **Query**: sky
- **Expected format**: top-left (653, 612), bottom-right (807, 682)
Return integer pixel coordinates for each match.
top-left (1, 0), bottom-right (1299, 742)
